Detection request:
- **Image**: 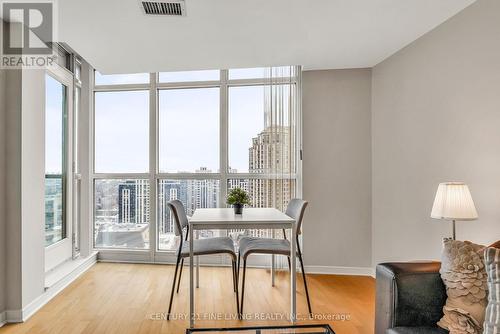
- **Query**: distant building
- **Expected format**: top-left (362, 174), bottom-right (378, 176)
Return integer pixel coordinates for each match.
top-left (44, 177), bottom-right (63, 245)
top-left (228, 178), bottom-right (249, 194)
top-left (248, 126), bottom-right (293, 211)
top-left (118, 180), bottom-right (150, 224)
top-left (158, 180), bottom-right (188, 235)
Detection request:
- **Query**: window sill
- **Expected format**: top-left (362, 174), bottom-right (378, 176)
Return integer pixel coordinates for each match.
top-left (45, 251), bottom-right (98, 289)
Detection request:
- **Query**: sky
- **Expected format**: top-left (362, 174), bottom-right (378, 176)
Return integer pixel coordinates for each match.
top-left (45, 75), bottom-right (64, 174)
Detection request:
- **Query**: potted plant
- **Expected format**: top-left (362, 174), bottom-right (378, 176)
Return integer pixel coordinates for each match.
top-left (227, 187), bottom-right (250, 214)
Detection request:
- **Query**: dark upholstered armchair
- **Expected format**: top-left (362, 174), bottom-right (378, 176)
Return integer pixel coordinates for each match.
top-left (375, 262), bottom-right (449, 334)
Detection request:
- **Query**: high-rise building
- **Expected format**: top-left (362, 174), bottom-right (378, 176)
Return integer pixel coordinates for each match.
top-left (248, 126), bottom-right (293, 210)
top-left (227, 178), bottom-right (249, 194)
top-left (228, 126), bottom-right (295, 239)
top-left (158, 179), bottom-right (188, 235)
top-left (186, 168), bottom-right (219, 214)
top-left (118, 180), bottom-right (150, 225)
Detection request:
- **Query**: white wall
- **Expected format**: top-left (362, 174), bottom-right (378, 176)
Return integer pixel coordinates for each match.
top-left (4, 69), bottom-right (23, 313)
top-left (3, 68), bottom-right (46, 317)
top-left (20, 69), bottom-right (46, 307)
top-left (303, 69), bottom-right (373, 271)
top-left (372, 0), bottom-right (500, 265)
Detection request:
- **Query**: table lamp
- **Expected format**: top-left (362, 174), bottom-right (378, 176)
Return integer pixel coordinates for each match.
top-left (430, 182), bottom-right (478, 240)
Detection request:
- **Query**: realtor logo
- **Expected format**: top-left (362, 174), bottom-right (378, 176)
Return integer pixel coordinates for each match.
top-left (1, 0), bottom-right (56, 68)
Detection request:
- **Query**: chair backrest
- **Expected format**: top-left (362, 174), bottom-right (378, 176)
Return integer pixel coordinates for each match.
top-left (285, 198), bottom-right (308, 235)
top-left (167, 200), bottom-right (189, 237)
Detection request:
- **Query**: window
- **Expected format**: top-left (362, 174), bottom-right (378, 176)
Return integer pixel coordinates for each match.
top-left (158, 179), bottom-right (220, 250)
top-left (45, 74), bottom-right (67, 246)
top-left (94, 90), bottom-right (149, 173)
top-left (73, 57), bottom-right (84, 256)
top-left (159, 88), bottom-right (219, 173)
top-left (92, 68), bottom-right (300, 253)
top-left (94, 179), bottom-right (150, 249)
top-left (228, 85), bottom-right (292, 173)
top-left (94, 71), bottom-right (149, 85)
top-left (159, 70), bottom-right (219, 83)
top-left (228, 86), bottom-right (266, 173)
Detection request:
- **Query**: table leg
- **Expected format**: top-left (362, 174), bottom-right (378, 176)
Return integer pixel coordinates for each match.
top-left (196, 256), bottom-right (200, 288)
top-left (290, 225), bottom-right (296, 323)
top-left (189, 225), bottom-right (194, 327)
top-left (196, 231), bottom-right (200, 288)
top-left (271, 229), bottom-right (275, 287)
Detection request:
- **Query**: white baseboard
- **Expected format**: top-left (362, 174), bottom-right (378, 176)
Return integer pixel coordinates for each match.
top-left (4, 252), bottom-right (97, 324)
top-left (305, 265), bottom-right (375, 277)
top-left (0, 311), bottom-right (6, 327)
top-left (4, 309), bottom-right (22, 323)
top-left (99, 255), bottom-right (375, 277)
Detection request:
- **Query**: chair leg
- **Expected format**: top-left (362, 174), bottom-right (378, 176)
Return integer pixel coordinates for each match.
top-left (236, 253), bottom-right (241, 318)
top-left (231, 260), bottom-right (236, 292)
top-left (232, 259), bottom-right (240, 315)
top-left (297, 242), bottom-right (312, 315)
top-left (236, 253), bottom-right (241, 286)
top-left (240, 259), bottom-right (247, 316)
top-left (287, 256), bottom-right (291, 271)
top-left (167, 253), bottom-right (181, 320)
top-left (176, 258), bottom-right (184, 293)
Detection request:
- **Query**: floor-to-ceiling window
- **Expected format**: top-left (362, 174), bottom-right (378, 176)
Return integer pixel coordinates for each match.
top-left (45, 61), bottom-right (75, 271)
top-left (92, 67), bottom-right (301, 258)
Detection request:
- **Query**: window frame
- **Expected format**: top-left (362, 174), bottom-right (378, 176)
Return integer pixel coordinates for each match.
top-left (45, 63), bottom-right (75, 271)
top-left (91, 69), bottom-right (302, 257)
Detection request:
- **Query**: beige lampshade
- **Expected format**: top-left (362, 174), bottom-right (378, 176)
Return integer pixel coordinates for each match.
top-left (431, 182), bottom-right (478, 221)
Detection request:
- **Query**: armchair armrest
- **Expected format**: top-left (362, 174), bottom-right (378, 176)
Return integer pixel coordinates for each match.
top-left (375, 262), bottom-right (446, 334)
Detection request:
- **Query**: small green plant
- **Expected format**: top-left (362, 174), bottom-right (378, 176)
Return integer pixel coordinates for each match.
top-left (226, 187), bottom-right (251, 206)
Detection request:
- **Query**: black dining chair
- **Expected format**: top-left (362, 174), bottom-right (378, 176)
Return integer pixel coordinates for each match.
top-left (166, 200), bottom-right (239, 319)
top-left (237, 199), bottom-right (312, 315)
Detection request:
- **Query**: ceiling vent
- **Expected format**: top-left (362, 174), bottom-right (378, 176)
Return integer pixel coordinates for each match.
top-left (141, 0), bottom-right (186, 16)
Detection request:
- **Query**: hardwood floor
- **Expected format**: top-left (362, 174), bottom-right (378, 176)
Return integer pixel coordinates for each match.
top-left (0, 263), bottom-right (375, 334)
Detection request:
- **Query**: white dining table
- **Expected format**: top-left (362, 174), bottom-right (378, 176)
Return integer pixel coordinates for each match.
top-left (188, 208), bottom-right (297, 327)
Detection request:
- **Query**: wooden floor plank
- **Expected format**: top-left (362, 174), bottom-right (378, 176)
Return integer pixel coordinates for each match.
top-left (0, 263), bottom-right (375, 334)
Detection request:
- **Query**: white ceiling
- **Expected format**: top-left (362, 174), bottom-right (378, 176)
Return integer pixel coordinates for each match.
top-left (59, 0), bottom-right (476, 74)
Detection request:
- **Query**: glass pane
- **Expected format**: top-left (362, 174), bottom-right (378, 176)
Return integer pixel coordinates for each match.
top-left (75, 62), bottom-right (81, 81)
top-left (227, 178), bottom-right (295, 239)
top-left (159, 88), bottom-right (219, 173)
top-left (159, 70), bottom-right (219, 83)
top-left (228, 86), bottom-right (265, 173)
top-left (228, 85), bottom-right (292, 173)
top-left (94, 90), bottom-right (149, 173)
top-left (228, 66), bottom-right (293, 80)
top-left (45, 177), bottom-right (64, 246)
top-left (45, 74), bottom-right (66, 246)
top-left (158, 179), bottom-right (220, 251)
top-left (94, 71), bottom-right (149, 85)
top-left (94, 179), bottom-right (150, 249)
